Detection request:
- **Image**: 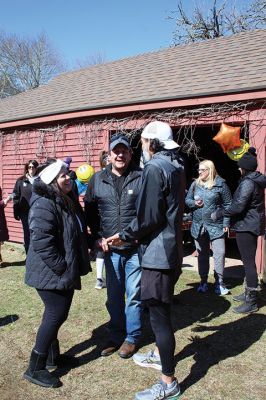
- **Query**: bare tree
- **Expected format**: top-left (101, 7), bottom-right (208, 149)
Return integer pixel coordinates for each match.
top-left (0, 31), bottom-right (66, 98)
top-left (75, 51), bottom-right (107, 69)
top-left (169, 0), bottom-right (266, 45)
top-left (246, 0), bottom-right (266, 27)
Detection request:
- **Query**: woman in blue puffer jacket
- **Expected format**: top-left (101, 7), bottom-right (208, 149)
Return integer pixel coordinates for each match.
top-left (185, 160), bottom-right (232, 295)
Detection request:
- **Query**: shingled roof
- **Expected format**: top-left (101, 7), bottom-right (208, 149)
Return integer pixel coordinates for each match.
top-left (0, 29), bottom-right (265, 124)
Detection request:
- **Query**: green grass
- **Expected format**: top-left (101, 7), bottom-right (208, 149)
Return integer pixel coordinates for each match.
top-left (0, 243), bottom-right (265, 400)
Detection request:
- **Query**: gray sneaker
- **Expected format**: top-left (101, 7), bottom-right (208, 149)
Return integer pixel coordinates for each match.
top-left (135, 379), bottom-right (180, 400)
top-left (133, 350), bottom-right (162, 371)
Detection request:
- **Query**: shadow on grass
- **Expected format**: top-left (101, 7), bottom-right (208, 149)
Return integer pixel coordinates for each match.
top-left (138, 284), bottom-right (232, 349)
top-left (0, 314), bottom-right (19, 327)
top-left (54, 323), bottom-right (109, 378)
top-left (0, 260), bottom-right (26, 268)
top-left (177, 313), bottom-right (266, 393)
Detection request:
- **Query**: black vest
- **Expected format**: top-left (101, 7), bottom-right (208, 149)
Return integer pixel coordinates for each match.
top-left (93, 165), bottom-right (142, 250)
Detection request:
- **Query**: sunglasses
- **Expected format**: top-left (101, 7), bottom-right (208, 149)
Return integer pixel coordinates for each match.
top-left (28, 165), bottom-right (36, 169)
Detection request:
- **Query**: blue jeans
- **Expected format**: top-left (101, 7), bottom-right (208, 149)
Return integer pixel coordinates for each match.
top-left (104, 249), bottom-right (142, 345)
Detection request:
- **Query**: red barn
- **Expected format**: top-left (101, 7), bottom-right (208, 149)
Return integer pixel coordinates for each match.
top-left (0, 29), bottom-right (265, 274)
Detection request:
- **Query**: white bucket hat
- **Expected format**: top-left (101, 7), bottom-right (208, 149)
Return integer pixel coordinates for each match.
top-left (39, 159), bottom-right (68, 184)
top-left (141, 121), bottom-right (179, 150)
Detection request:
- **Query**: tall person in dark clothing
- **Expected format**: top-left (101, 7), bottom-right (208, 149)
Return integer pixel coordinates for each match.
top-left (212, 147), bottom-right (266, 314)
top-left (84, 135), bottom-right (142, 359)
top-left (13, 160), bottom-right (39, 253)
top-left (105, 121), bottom-right (186, 400)
top-left (23, 159), bottom-right (90, 388)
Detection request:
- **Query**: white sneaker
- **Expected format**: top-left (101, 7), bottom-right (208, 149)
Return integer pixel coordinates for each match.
top-left (95, 279), bottom-right (106, 289)
top-left (215, 284), bottom-right (230, 295)
top-left (135, 379), bottom-right (180, 400)
top-left (133, 350), bottom-right (162, 371)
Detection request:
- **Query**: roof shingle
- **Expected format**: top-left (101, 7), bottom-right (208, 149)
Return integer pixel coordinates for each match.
top-left (0, 29), bottom-right (265, 123)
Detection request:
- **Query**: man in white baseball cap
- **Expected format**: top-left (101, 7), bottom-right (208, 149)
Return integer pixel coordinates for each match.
top-left (141, 121), bottom-right (179, 150)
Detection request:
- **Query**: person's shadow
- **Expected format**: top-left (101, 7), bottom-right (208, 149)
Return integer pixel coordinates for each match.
top-left (176, 313), bottom-right (266, 393)
top-left (55, 280), bottom-right (240, 379)
top-left (54, 322), bottom-right (109, 378)
top-left (138, 283), bottom-right (232, 348)
top-left (0, 260), bottom-right (26, 268)
top-left (55, 282), bottom-right (230, 378)
top-left (0, 314), bottom-right (19, 327)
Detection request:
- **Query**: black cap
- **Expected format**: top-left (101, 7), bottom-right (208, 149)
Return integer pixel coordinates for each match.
top-left (237, 147), bottom-right (258, 171)
top-left (109, 134), bottom-right (131, 151)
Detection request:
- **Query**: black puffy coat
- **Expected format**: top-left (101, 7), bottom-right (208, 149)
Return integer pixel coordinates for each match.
top-left (13, 175), bottom-right (34, 219)
top-left (84, 163), bottom-right (142, 250)
top-left (25, 180), bottom-right (90, 290)
top-left (224, 171), bottom-right (266, 236)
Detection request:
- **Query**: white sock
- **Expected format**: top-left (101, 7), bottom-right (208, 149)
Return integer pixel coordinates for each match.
top-left (96, 258), bottom-right (105, 280)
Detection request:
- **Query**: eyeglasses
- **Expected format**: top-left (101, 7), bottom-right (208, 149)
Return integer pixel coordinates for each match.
top-left (28, 165), bottom-right (35, 169)
top-left (198, 168), bottom-right (208, 172)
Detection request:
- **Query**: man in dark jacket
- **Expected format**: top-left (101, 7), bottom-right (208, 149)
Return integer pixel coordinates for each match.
top-left (105, 121), bottom-right (186, 400)
top-left (84, 134), bottom-right (142, 359)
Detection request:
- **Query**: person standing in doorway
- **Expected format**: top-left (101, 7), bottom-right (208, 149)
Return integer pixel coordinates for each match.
top-left (185, 160), bottom-right (232, 295)
top-left (212, 147), bottom-right (266, 313)
top-left (13, 160), bottom-right (39, 253)
top-left (84, 134), bottom-right (142, 358)
top-left (105, 121), bottom-right (186, 400)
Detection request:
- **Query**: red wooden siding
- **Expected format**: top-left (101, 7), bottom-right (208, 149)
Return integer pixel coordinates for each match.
top-left (1, 124), bottom-right (108, 243)
top-left (0, 110), bottom-right (265, 275)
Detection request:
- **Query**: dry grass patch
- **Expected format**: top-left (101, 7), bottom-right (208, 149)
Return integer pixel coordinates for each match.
top-left (0, 243), bottom-right (265, 400)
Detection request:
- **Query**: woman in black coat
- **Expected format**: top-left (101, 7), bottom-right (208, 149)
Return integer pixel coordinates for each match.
top-left (13, 160), bottom-right (39, 253)
top-left (23, 159), bottom-right (91, 388)
top-left (212, 148), bottom-right (266, 314)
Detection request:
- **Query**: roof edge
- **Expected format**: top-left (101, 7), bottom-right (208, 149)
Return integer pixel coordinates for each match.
top-left (0, 88), bottom-right (265, 130)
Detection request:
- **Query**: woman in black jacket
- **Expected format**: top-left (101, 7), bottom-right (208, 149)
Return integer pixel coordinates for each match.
top-left (212, 148), bottom-right (266, 314)
top-left (23, 159), bottom-right (90, 388)
top-left (13, 160), bottom-right (39, 253)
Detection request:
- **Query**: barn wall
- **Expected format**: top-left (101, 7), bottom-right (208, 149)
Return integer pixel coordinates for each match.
top-left (1, 123), bottom-right (108, 243)
top-left (1, 105), bottom-right (265, 275)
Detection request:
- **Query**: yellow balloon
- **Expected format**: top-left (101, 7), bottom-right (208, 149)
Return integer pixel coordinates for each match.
top-left (76, 164), bottom-right (95, 183)
top-left (227, 139), bottom-right (250, 161)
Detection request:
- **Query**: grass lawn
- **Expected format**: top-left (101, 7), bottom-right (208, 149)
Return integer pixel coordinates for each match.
top-left (0, 243), bottom-right (265, 400)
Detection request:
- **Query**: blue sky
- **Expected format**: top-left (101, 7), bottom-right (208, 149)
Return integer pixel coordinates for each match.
top-left (0, 0), bottom-right (249, 67)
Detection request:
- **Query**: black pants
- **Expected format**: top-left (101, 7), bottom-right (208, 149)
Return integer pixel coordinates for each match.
top-left (148, 301), bottom-right (175, 376)
top-left (34, 289), bottom-right (74, 354)
top-left (236, 232), bottom-right (258, 288)
top-left (20, 213), bottom-right (30, 253)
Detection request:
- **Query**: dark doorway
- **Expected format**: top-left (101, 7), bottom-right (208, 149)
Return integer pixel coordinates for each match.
top-left (173, 124), bottom-right (245, 193)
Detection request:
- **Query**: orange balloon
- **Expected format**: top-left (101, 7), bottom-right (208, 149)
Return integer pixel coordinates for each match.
top-left (213, 123), bottom-right (241, 153)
